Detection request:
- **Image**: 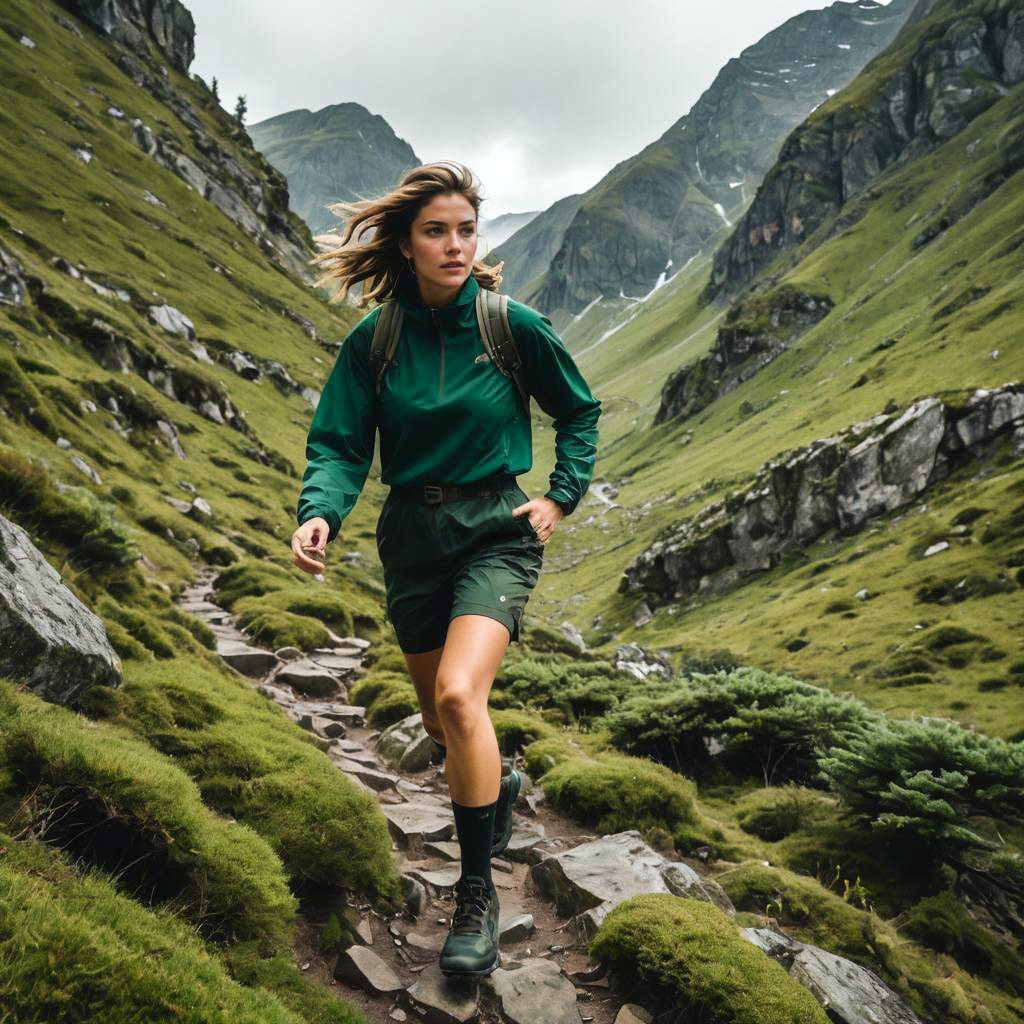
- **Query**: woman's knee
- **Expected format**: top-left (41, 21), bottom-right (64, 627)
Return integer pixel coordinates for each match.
top-left (435, 674), bottom-right (486, 733)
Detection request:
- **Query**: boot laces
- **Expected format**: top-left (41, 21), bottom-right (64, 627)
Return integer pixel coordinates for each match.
top-left (450, 876), bottom-right (492, 934)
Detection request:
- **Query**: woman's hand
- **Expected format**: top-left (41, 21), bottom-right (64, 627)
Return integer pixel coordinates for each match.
top-left (512, 495), bottom-right (563, 544)
top-left (292, 516), bottom-right (330, 574)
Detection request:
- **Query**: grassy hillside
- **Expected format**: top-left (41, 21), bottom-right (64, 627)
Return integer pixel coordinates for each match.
top-left (2, 1), bottom-right (1022, 1020)
top-left (525, 45), bottom-right (1024, 741)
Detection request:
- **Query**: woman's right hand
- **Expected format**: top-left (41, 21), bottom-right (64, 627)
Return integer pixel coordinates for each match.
top-left (292, 516), bottom-right (330, 574)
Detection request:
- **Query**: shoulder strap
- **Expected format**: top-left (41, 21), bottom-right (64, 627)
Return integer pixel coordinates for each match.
top-left (476, 288), bottom-right (530, 416)
top-left (369, 300), bottom-right (403, 396)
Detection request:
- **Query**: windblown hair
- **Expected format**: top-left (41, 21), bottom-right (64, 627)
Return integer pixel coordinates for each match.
top-left (309, 160), bottom-right (504, 307)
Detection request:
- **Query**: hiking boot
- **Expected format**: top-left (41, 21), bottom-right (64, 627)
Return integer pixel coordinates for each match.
top-left (439, 874), bottom-right (500, 977)
top-left (490, 768), bottom-right (522, 857)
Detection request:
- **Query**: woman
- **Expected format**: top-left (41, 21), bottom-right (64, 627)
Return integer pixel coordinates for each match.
top-left (290, 161), bottom-right (601, 978)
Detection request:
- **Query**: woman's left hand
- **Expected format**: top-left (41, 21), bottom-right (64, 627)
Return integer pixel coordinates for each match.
top-left (512, 495), bottom-right (563, 544)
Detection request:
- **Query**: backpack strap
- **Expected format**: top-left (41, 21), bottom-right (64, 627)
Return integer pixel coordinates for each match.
top-left (369, 300), bottom-right (403, 396)
top-left (476, 288), bottom-right (531, 417)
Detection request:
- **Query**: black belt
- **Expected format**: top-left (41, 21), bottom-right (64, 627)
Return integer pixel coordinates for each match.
top-left (390, 472), bottom-right (516, 504)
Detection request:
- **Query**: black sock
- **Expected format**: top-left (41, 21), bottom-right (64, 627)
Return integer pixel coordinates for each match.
top-left (451, 797), bottom-right (496, 887)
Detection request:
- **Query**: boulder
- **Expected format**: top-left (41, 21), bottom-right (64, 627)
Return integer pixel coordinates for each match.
top-left (741, 928), bottom-right (923, 1024)
top-left (531, 831), bottom-right (733, 937)
top-left (0, 514), bottom-right (121, 704)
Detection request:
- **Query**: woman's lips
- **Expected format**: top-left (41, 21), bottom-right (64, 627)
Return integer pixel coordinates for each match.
top-left (442, 263), bottom-right (464, 269)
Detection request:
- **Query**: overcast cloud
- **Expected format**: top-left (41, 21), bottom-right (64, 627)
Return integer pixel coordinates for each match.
top-left (188, 1), bottom-right (890, 218)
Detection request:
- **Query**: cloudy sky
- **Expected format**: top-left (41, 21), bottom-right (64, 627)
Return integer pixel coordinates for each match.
top-left (188, 1), bottom-right (886, 218)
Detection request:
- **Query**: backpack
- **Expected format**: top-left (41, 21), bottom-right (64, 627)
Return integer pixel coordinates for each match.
top-left (368, 287), bottom-right (531, 416)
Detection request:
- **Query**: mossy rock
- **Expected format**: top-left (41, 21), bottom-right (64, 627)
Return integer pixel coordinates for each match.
top-left (76, 658), bottom-right (399, 903)
top-left (734, 786), bottom-right (838, 842)
top-left (0, 831), bottom-right (346, 1024)
top-left (0, 681), bottom-right (297, 944)
top-left (489, 708), bottom-right (559, 754)
top-left (589, 892), bottom-right (828, 1024)
top-left (212, 561), bottom-right (294, 608)
top-left (367, 687), bottom-right (419, 729)
top-left (351, 672), bottom-right (416, 711)
top-left (233, 601), bottom-right (332, 651)
top-left (522, 736), bottom-right (579, 778)
top-left (540, 750), bottom-right (699, 836)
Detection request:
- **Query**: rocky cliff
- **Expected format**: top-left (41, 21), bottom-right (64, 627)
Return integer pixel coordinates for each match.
top-left (621, 384), bottom-right (1024, 607)
top-left (248, 103), bottom-right (421, 238)
top-left (703, 0), bottom-right (1024, 301)
top-left (654, 284), bottom-right (834, 425)
top-left (71, 0), bottom-right (196, 73)
top-left (497, 0), bottom-right (915, 321)
top-left (55, 0), bottom-right (321, 280)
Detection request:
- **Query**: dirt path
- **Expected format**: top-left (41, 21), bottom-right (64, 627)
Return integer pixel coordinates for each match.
top-left (175, 565), bottom-right (648, 1024)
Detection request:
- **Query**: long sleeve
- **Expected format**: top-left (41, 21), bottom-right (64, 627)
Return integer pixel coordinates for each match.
top-left (295, 319), bottom-right (377, 544)
top-left (515, 308), bottom-right (601, 516)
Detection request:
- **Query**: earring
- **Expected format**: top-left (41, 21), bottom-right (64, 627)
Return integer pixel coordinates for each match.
top-left (407, 256), bottom-right (416, 276)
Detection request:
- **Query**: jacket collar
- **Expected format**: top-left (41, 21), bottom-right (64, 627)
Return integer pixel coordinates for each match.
top-left (394, 270), bottom-right (480, 326)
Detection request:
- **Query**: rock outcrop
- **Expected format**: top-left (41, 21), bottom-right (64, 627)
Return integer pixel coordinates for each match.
top-left (71, 0), bottom-right (196, 73)
top-left (0, 514), bottom-right (122, 704)
top-left (655, 284), bottom-right (834, 424)
top-left (621, 384), bottom-right (1024, 607)
top-left (743, 928), bottom-right (924, 1024)
top-left (704, 0), bottom-right (1024, 300)
top-left (495, 0), bottom-right (914, 321)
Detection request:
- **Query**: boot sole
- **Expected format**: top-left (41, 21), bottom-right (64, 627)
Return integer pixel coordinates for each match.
top-left (490, 769), bottom-right (522, 856)
top-left (439, 950), bottom-right (500, 978)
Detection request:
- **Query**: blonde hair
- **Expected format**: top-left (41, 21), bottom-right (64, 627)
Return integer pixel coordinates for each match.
top-left (309, 160), bottom-right (504, 307)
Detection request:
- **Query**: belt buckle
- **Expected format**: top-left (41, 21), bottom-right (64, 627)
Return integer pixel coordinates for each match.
top-left (423, 484), bottom-right (444, 504)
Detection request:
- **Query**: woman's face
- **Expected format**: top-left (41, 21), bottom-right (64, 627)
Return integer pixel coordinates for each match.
top-left (399, 192), bottom-right (478, 299)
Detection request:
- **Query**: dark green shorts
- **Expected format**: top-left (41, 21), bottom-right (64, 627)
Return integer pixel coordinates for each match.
top-left (375, 479), bottom-right (544, 654)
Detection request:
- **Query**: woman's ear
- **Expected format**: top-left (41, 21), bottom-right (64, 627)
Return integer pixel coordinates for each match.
top-left (398, 237), bottom-right (411, 260)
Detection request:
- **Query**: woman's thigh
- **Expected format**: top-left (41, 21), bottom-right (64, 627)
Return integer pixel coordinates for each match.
top-left (403, 646), bottom-right (444, 731)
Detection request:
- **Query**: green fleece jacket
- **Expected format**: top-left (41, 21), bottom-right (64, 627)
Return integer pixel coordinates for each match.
top-left (296, 271), bottom-right (601, 543)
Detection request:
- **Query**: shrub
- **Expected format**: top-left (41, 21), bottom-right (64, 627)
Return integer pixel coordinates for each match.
top-left (818, 716), bottom-right (1024, 856)
top-left (601, 667), bottom-right (880, 785)
top-left (905, 887), bottom-right (1024, 994)
top-left (589, 893), bottom-right (828, 1024)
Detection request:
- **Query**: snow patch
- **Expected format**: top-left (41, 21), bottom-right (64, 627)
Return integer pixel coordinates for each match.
top-left (713, 202), bottom-right (732, 227)
top-left (826, 88), bottom-right (838, 96)
top-left (837, 43), bottom-right (851, 49)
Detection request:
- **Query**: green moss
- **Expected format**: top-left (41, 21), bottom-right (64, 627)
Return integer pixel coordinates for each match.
top-left (735, 786), bottom-right (837, 842)
top-left (232, 602), bottom-right (332, 651)
top-left (0, 348), bottom-right (58, 437)
top-left (905, 888), bottom-right (1024, 994)
top-left (0, 831), bottom-right (323, 1024)
top-left (0, 680), bottom-right (297, 943)
top-left (589, 893), bottom-right (828, 1024)
top-left (77, 658), bottom-right (399, 903)
top-left (488, 708), bottom-right (559, 754)
top-left (217, 940), bottom-right (366, 1023)
top-left (540, 750), bottom-right (699, 836)
top-left (521, 735), bottom-right (578, 778)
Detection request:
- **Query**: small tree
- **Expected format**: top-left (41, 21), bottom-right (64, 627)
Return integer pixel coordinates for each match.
top-left (234, 94), bottom-right (247, 126)
top-left (818, 717), bottom-right (1024, 856)
top-left (211, 75), bottom-right (219, 101)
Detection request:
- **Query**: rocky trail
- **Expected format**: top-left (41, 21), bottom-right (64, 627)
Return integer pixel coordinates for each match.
top-left (175, 565), bottom-right (665, 1024)
top-left (174, 565), bottom-right (927, 1024)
